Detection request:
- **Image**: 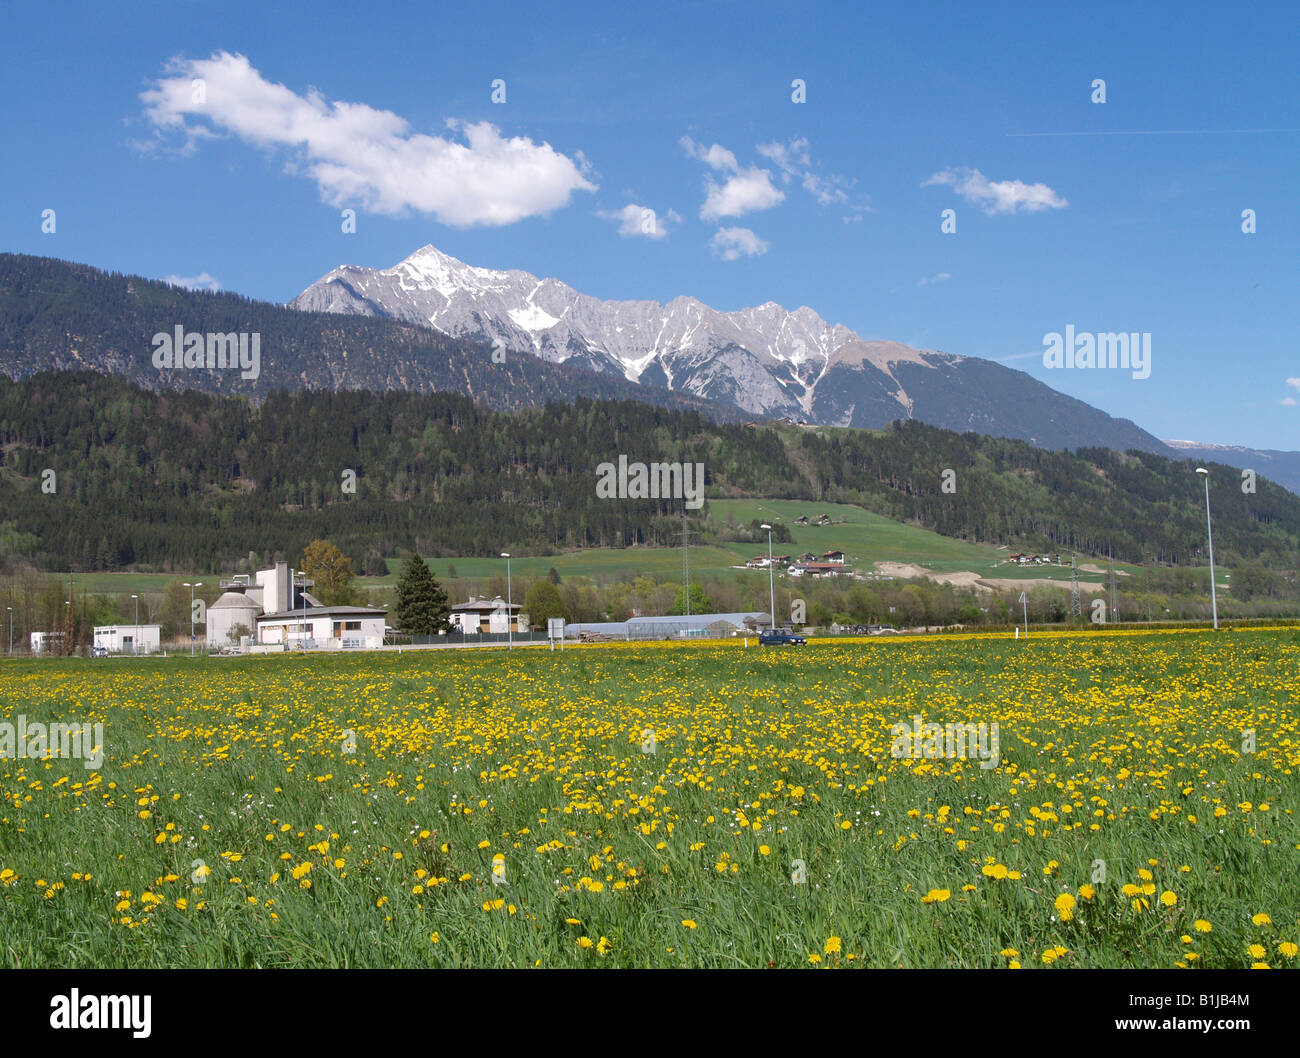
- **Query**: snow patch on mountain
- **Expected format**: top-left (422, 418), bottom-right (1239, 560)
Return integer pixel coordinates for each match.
top-left (289, 244), bottom-right (957, 424)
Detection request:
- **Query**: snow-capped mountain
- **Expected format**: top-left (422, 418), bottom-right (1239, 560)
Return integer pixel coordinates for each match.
top-left (290, 244), bottom-right (1171, 452)
top-left (1165, 440), bottom-right (1300, 495)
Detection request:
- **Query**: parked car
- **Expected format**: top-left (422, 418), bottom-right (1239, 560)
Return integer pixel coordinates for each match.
top-left (759, 629), bottom-right (806, 646)
top-left (91, 645), bottom-right (108, 658)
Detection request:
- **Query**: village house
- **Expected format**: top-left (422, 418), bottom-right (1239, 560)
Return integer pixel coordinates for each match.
top-left (449, 596), bottom-right (525, 635)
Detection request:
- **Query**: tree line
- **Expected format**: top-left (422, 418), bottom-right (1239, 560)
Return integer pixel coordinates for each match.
top-left (0, 371), bottom-right (1298, 584)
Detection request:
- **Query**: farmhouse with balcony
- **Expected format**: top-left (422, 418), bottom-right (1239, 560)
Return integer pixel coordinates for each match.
top-left (449, 596), bottom-right (526, 634)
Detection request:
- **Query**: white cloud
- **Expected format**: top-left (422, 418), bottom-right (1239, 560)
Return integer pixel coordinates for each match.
top-left (163, 272), bottom-right (221, 292)
top-left (1287, 378), bottom-right (1300, 392)
top-left (710, 226), bottom-right (769, 261)
top-left (598, 203), bottom-right (680, 239)
top-left (1283, 378), bottom-right (1300, 405)
top-left (758, 137), bottom-right (868, 219)
top-left (917, 272), bottom-right (951, 287)
top-left (681, 136), bottom-right (784, 221)
top-left (923, 167), bottom-right (1068, 215)
top-left (756, 138), bottom-right (811, 179)
top-left (679, 137), bottom-right (738, 173)
top-left (701, 170), bottom-right (784, 222)
top-left (139, 52), bottom-right (596, 226)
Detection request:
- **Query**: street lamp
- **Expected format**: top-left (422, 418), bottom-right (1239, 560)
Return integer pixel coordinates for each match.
top-left (183, 582), bottom-right (202, 656)
top-left (131, 594), bottom-right (139, 656)
top-left (1195, 468), bottom-right (1219, 630)
top-left (295, 570), bottom-right (307, 649)
top-left (6, 606), bottom-right (11, 655)
top-left (760, 524), bottom-right (775, 630)
top-left (501, 553), bottom-right (512, 649)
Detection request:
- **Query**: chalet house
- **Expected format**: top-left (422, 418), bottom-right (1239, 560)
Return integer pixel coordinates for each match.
top-left (816, 514), bottom-right (831, 525)
top-left (795, 515), bottom-right (809, 525)
top-left (450, 596), bottom-right (525, 634)
top-left (822, 550), bottom-right (846, 565)
top-left (798, 551), bottom-right (817, 563)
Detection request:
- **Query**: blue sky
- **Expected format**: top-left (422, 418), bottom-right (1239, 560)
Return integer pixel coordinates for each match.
top-left (2, 0), bottom-right (1297, 448)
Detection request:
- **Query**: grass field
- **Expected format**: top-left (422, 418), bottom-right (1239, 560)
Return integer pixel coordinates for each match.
top-left (1, 627), bottom-right (1295, 968)
top-left (52, 498), bottom-right (1149, 597)
top-left (358, 497), bottom-right (1141, 588)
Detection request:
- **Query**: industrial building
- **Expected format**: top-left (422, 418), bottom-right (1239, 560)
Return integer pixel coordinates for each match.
top-left (92, 624), bottom-right (162, 655)
top-left (208, 561), bottom-right (386, 651)
top-left (565, 611), bottom-right (771, 641)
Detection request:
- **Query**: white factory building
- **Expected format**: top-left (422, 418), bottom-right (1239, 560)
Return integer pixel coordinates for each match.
top-left (93, 624), bottom-right (162, 654)
top-left (255, 605), bottom-right (387, 649)
top-left (208, 561), bottom-right (386, 651)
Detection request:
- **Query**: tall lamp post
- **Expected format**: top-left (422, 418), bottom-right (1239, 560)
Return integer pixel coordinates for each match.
top-left (1195, 468), bottom-right (1219, 630)
top-left (184, 582), bottom-right (202, 656)
top-left (131, 594), bottom-right (139, 656)
top-left (6, 606), bottom-right (12, 655)
top-left (760, 523), bottom-right (775, 630)
top-left (295, 570), bottom-right (307, 649)
top-left (501, 553), bottom-right (512, 649)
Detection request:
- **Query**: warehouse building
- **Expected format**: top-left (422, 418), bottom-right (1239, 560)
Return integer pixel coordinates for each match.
top-left (92, 624), bottom-right (162, 655)
top-left (565, 611), bottom-right (771, 641)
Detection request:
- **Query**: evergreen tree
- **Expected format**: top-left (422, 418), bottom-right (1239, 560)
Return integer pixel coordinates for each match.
top-left (395, 553), bottom-right (450, 634)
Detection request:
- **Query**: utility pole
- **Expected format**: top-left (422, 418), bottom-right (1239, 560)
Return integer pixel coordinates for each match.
top-left (1196, 468), bottom-right (1219, 630)
top-left (674, 518), bottom-right (697, 617)
top-left (1108, 545), bottom-right (1117, 624)
top-left (1069, 554), bottom-right (1083, 621)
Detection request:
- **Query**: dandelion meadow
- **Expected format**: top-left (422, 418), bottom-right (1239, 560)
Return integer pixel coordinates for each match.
top-left (1, 627), bottom-right (1297, 969)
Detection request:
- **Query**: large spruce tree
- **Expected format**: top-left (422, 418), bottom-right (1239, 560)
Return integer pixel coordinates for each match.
top-left (394, 553), bottom-right (451, 634)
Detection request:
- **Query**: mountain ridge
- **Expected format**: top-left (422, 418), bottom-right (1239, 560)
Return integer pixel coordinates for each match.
top-left (290, 244), bottom-right (1173, 454)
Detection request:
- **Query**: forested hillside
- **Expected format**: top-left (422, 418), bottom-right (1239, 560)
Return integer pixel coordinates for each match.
top-left (0, 371), bottom-right (1296, 575)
